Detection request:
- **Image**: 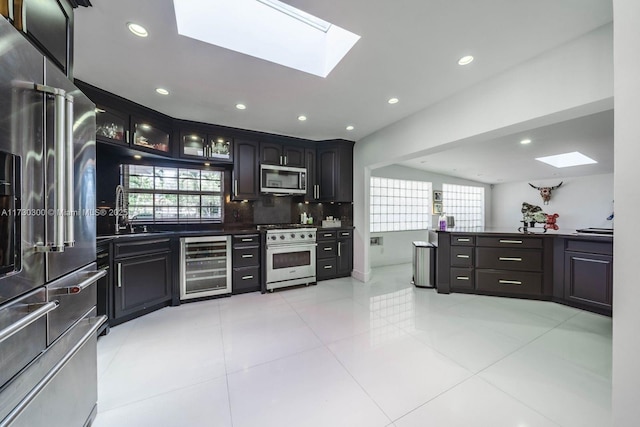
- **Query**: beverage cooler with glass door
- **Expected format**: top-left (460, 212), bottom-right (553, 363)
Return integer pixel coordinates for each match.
top-left (180, 236), bottom-right (231, 300)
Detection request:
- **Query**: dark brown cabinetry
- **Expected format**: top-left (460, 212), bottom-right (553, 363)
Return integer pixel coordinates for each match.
top-left (95, 105), bottom-right (129, 146)
top-left (556, 238), bottom-right (613, 315)
top-left (316, 141), bottom-right (353, 203)
top-left (304, 148), bottom-right (317, 201)
top-left (316, 228), bottom-right (353, 280)
top-left (232, 139), bottom-right (260, 200)
top-left (180, 131), bottom-right (233, 163)
top-left (260, 142), bottom-right (305, 167)
top-left (131, 116), bottom-right (172, 156)
top-left (438, 232), bottom-right (552, 298)
top-left (232, 234), bottom-right (261, 294)
top-left (112, 238), bottom-right (173, 325)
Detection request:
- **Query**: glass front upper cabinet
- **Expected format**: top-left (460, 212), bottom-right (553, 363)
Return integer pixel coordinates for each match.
top-left (132, 118), bottom-right (171, 155)
top-left (180, 132), bottom-right (233, 163)
top-left (95, 106), bottom-right (128, 146)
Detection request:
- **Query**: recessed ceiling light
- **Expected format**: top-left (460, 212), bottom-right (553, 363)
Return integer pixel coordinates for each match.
top-left (535, 151), bottom-right (597, 168)
top-left (388, 98), bottom-right (399, 104)
top-left (458, 55), bottom-right (474, 65)
top-left (346, 125), bottom-right (354, 131)
top-left (127, 22), bottom-right (148, 38)
top-left (133, 154), bottom-right (142, 160)
top-left (298, 115), bottom-right (307, 121)
top-left (156, 88), bottom-right (169, 95)
top-left (236, 103), bottom-right (246, 110)
top-left (520, 139), bottom-right (532, 145)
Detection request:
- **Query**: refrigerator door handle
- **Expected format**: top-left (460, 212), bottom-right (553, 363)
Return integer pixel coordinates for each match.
top-left (64, 94), bottom-right (75, 247)
top-left (33, 84), bottom-right (67, 253)
top-left (0, 301), bottom-right (59, 344)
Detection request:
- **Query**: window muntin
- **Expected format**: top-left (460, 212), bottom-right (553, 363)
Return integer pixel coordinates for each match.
top-left (370, 177), bottom-right (431, 232)
top-left (122, 164), bottom-right (223, 223)
top-left (442, 183), bottom-right (484, 228)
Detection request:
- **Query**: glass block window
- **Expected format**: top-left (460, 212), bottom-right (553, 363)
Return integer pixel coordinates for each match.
top-left (121, 165), bottom-right (223, 223)
top-left (370, 177), bottom-right (431, 232)
top-left (442, 183), bottom-right (484, 228)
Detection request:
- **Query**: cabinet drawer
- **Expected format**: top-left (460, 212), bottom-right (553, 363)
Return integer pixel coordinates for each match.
top-left (476, 236), bottom-right (542, 249)
top-left (475, 248), bottom-right (542, 271)
top-left (318, 241), bottom-right (336, 259)
top-left (318, 230), bottom-right (337, 241)
top-left (451, 247), bottom-right (473, 267)
top-left (451, 235), bottom-right (475, 246)
top-left (114, 238), bottom-right (171, 259)
top-left (337, 229), bottom-right (353, 238)
top-left (565, 239), bottom-right (613, 255)
top-left (317, 258), bottom-right (336, 278)
top-left (233, 234), bottom-right (260, 246)
top-left (232, 246), bottom-right (260, 268)
top-left (450, 268), bottom-right (474, 290)
top-left (476, 270), bottom-right (542, 295)
top-left (232, 266), bottom-right (260, 294)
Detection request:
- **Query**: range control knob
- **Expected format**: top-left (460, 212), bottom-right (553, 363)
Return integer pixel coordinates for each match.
top-left (279, 235), bottom-right (285, 240)
top-left (300, 234), bottom-right (305, 238)
top-left (270, 235), bottom-right (277, 240)
top-left (290, 233), bottom-right (295, 238)
top-left (308, 234), bottom-right (313, 238)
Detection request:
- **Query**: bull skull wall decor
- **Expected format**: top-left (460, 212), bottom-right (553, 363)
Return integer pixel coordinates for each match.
top-left (529, 182), bottom-right (563, 204)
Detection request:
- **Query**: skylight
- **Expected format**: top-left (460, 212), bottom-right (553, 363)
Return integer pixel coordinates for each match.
top-left (172, 0), bottom-right (361, 78)
top-left (535, 151), bottom-right (598, 168)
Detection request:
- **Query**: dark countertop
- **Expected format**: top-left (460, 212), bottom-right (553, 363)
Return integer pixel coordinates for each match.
top-left (96, 224), bottom-right (355, 243)
top-left (435, 227), bottom-right (613, 242)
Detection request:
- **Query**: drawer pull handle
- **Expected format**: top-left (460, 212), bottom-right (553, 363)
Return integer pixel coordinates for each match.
top-left (241, 254), bottom-right (254, 258)
top-left (456, 254), bottom-right (470, 259)
top-left (499, 257), bottom-right (522, 262)
top-left (323, 233), bottom-right (333, 237)
top-left (241, 275), bottom-right (254, 280)
top-left (499, 240), bottom-right (522, 244)
top-left (499, 280), bottom-right (523, 285)
top-left (456, 276), bottom-right (470, 280)
top-left (324, 247), bottom-right (333, 251)
top-left (241, 238), bottom-right (253, 242)
top-left (324, 265), bottom-right (333, 269)
top-left (341, 232), bottom-right (350, 236)
top-left (457, 238), bottom-right (470, 242)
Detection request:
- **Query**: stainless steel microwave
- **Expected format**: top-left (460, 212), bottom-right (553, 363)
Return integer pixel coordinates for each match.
top-left (260, 164), bottom-right (307, 195)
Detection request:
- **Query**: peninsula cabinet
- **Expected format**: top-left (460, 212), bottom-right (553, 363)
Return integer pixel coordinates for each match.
top-left (232, 139), bottom-right (260, 201)
top-left (554, 238), bottom-right (613, 315)
top-left (260, 142), bottom-right (305, 167)
top-left (437, 231), bottom-right (613, 316)
top-left (112, 237), bottom-right (173, 325)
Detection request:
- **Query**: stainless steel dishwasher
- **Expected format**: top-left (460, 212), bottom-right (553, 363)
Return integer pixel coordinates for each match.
top-left (180, 236), bottom-right (232, 300)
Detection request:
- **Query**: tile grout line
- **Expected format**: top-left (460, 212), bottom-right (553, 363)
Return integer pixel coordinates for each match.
top-left (218, 300), bottom-right (236, 427)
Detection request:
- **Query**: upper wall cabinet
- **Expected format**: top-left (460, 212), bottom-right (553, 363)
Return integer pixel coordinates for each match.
top-left (180, 131), bottom-right (233, 163)
top-left (132, 117), bottom-right (171, 155)
top-left (260, 142), bottom-right (305, 168)
top-left (9, 0), bottom-right (79, 77)
top-left (233, 139), bottom-right (260, 201)
top-left (95, 105), bottom-right (129, 146)
top-left (316, 141), bottom-right (353, 203)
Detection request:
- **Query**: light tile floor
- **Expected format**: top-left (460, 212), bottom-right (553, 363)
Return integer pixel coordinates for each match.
top-left (93, 263), bottom-right (612, 427)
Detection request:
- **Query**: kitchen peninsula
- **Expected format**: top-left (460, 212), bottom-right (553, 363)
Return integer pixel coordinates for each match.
top-left (435, 228), bottom-right (613, 316)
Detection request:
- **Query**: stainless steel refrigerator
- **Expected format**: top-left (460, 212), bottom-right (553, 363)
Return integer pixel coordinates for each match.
top-left (0, 17), bottom-right (105, 427)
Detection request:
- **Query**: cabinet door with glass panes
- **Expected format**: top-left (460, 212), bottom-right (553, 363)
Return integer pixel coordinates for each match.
top-left (131, 116), bottom-right (172, 156)
top-left (180, 131), bottom-right (233, 163)
top-left (122, 164), bottom-right (224, 223)
top-left (95, 105), bottom-right (129, 146)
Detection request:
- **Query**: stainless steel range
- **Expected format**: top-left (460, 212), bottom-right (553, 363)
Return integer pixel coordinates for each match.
top-left (262, 226), bottom-right (317, 291)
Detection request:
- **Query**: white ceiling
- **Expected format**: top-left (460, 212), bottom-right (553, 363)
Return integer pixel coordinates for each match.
top-left (73, 0), bottom-right (613, 182)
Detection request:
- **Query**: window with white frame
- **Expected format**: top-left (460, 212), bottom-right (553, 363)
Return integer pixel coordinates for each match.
top-left (442, 183), bottom-right (484, 228)
top-left (121, 164), bottom-right (224, 223)
top-left (370, 177), bottom-right (432, 232)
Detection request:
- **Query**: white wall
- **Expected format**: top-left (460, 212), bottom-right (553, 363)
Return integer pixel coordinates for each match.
top-left (612, 1), bottom-right (640, 425)
top-left (353, 24), bottom-right (613, 282)
top-left (490, 174), bottom-right (614, 231)
top-left (370, 165), bottom-right (492, 267)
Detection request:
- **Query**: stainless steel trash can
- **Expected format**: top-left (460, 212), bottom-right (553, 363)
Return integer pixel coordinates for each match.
top-left (412, 241), bottom-right (436, 288)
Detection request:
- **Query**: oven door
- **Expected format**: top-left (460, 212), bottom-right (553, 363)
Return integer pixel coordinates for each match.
top-left (266, 243), bottom-right (316, 285)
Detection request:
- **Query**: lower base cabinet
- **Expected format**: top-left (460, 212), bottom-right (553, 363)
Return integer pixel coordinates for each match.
top-left (564, 250), bottom-right (613, 313)
top-left (112, 238), bottom-right (172, 325)
top-left (316, 228), bottom-right (353, 281)
top-left (232, 234), bottom-right (261, 294)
